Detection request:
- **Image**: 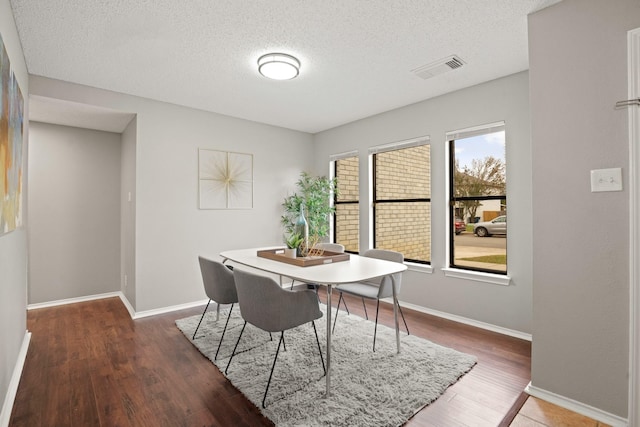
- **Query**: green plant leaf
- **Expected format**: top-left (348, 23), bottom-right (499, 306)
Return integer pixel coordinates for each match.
top-left (281, 172), bottom-right (337, 241)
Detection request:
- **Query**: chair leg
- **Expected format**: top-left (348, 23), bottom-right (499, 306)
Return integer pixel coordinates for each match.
top-left (332, 292), bottom-right (344, 333)
top-left (225, 321), bottom-right (247, 375)
top-left (214, 303), bottom-right (234, 360)
top-left (311, 321), bottom-right (326, 375)
top-left (373, 299), bottom-right (380, 352)
top-left (362, 298), bottom-right (368, 320)
top-left (192, 299), bottom-right (212, 340)
top-left (342, 295), bottom-right (350, 315)
top-left (263, 331), bottom-right (285, 408)
top-left (290, 279), bottom-right (296, 290)
top-left (396, 299), bottom-right (410, 335)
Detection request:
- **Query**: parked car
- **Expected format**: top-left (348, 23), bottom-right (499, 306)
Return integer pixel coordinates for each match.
top-left (473, 215), bottom-right (507, 237)
top-left (454, 218), bottom-right (466, 235)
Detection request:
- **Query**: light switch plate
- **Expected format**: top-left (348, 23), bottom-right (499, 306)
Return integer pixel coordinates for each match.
top-left (590, 168), bottom-right (623, 192)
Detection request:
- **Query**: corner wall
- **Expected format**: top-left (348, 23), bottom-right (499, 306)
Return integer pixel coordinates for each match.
top-left (529, 0), bottom-right (640, 418)
top-left (0, 0), bottom-right (29, 422)
top-left (121, 117), bottom-right (136, 309)
top-left (29, 76), bottom-right (315, 313)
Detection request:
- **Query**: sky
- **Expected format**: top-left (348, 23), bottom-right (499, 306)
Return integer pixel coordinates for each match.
top-left (454, 130), bottom-right (505, 170)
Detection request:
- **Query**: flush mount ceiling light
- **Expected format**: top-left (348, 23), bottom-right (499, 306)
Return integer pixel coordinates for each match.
top-left (257, 53), bottom-right (300, 80)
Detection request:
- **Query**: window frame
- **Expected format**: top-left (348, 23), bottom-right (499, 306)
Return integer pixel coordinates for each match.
top-left (369, 136), bottom-right (431, 265)
top-left (331, 151), bottom-right (360, 254)
top-left (446, 122), bottom-right (508, 277)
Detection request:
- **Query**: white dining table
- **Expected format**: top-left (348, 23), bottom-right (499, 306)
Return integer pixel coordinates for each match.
top-left (219, 247), bottom-right (408, 396)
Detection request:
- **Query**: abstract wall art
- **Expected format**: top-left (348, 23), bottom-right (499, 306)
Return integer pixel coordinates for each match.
top-left (0, 32), bottom-right (24, 235)
top-left (198, 149), bottom-right (253, 209)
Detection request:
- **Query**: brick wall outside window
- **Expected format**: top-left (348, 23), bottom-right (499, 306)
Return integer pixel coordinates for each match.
top-left (375, 145), bottom-right (431, 262)
top-left (335, 156), bottom-right (359, 252)
top-left (334, 145), bottom-right (431, 262)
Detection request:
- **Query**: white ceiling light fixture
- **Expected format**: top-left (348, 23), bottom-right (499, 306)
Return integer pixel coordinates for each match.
top-left (257, 53), bottom-right (300, 80)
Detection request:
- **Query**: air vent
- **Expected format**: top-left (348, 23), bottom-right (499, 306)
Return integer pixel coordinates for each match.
top-left (411, 55), bottom-right (465, 80)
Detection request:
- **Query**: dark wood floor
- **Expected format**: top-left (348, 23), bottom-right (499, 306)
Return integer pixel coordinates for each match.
top-left (10, 291), bottom-right (531, 426)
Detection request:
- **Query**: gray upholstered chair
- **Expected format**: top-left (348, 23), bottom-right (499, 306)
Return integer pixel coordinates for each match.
top-left (225, 268), bottom-right (325, 408)
top-left (332, 249), bottom-right (409, 351)
top-left (194, 257), bottom-right (238, 361)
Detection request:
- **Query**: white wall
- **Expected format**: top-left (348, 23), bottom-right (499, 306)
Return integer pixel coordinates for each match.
top-left (529, 0), bottom-right (639, 419)
top-left (313, 71), bottom-right (533, 334)
top-left (0, 0), bottom-right (28, 420)
top-left (28, 122), bottom-right (122, 304)
top-left (29, 76), bottom-right (315, 312)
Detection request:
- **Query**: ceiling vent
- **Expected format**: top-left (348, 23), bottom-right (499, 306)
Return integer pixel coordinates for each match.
top-left (411, 55), bottom-right (465, 80)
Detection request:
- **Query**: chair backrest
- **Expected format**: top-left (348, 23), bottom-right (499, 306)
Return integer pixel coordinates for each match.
top-left (233, 268), bottom-right (321, 332)
top-left (362, 249), bottom-right (404, 299)
top-left (198, 257), bottom-right (238, 305)
top-left (233, 268), bottom-right (289, 331)
top-left (313, 242), bottom-right (345, 253)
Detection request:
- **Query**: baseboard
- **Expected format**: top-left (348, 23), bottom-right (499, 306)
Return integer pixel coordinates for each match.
top-left (26, 290), bottom-right (210, 320)
top-left (117, 292), bottom-right (136, 319)
top-left (27, 291), bottom-right (122, 310)
top-left (0, 331), bottom-right (31, 427)
top-left (25, 289), bottom-right (530, 342)
top-left (393, 300), bottom-right (532, 341)
top-left (130, 298), bottom-right (210, 319)
top-left (525, 382), bottom-right (628, 427)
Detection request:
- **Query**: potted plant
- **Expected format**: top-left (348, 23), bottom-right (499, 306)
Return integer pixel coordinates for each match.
top-left (284, 233), bottom-right (304, 258)
top-left (281, 172), bottom-right (338, 255)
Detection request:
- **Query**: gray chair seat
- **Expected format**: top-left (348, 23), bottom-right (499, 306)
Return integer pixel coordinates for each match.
top-left (335, 282), bottom-right (380, 299)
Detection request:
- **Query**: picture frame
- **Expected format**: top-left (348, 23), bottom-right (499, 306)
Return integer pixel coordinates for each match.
top-left (198, 148), bottom-right (253, 209)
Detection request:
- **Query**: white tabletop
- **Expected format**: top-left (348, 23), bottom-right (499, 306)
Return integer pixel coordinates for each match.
top-left (220, 246), bottom-right (407, 396)
top-left (220, 247), bottom-right (407, 285)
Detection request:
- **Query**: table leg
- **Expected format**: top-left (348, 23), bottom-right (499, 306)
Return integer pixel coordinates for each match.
top-left (326, 285), bottom-right (332, 396)
top-left (392, 276), bottom-right (400, 354)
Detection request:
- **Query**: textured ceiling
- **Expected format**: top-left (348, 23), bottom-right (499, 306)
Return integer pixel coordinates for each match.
top-left (11, 0), bottom-right (561, 134)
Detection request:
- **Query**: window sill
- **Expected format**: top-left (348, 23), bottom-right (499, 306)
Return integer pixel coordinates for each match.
top-left (406, 262), bottom-right (433, 274)
top-left (441, 268), bottom-right (511, 286)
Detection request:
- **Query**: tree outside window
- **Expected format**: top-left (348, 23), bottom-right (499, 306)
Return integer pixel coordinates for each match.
top-left (450, 125), bottom-right (506, 273)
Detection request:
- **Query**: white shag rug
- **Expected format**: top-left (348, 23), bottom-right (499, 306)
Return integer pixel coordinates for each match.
top-left (176, 304), bottom-right (476, 427)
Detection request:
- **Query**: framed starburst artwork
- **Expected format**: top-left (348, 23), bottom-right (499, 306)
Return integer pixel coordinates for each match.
top-left (198, 149), bottom-right (253, 209)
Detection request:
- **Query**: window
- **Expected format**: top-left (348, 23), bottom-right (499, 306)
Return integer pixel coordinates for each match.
top-left (448, 122), bottom-right (506, 274)
top-left (332, 153), bottom-right (359, 253)
top-left (371, 137), bottom-right (431, 264)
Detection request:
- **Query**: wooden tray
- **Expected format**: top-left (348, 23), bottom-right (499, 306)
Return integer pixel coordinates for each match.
top-left (257, 248), bottom-right (350, 267)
